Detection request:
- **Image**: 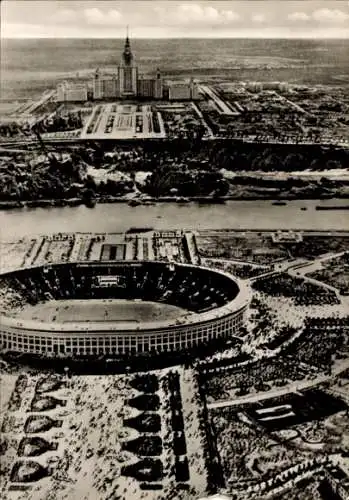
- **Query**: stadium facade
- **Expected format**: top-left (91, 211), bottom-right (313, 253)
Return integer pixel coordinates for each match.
top-left (0, 261), bottom-right (250, 358)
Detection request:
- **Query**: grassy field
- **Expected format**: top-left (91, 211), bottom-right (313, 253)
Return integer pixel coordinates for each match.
top-left (17, 299), bottom-right (189, 324)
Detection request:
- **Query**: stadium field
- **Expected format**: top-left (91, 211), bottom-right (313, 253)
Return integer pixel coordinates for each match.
top-left (17, 299), bottom-right (189, 324)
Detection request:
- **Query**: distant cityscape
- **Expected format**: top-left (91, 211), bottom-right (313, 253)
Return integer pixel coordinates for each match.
top-left (1, 32), bottom-right (348, 145)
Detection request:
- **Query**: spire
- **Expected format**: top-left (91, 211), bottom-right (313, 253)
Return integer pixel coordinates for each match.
top-left (122, 25), bottom-right (133, 65)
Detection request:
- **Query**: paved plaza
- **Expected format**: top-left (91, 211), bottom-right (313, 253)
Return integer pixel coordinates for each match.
top-left (80, 103), bottom-right (166, 140)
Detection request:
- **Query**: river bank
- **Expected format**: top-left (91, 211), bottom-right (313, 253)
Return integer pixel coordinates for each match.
top-left (1, 192), bottom-right (349, 211)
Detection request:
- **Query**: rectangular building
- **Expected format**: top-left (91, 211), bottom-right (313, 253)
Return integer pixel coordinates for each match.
top-left (93, 74), bottom-right (119, 100)
top-left (168, 82), bottom-right (192, 101)
top-left (57, 82), bottom-right (88, 102)
top-left (138, 78), bottom-right (156, 98)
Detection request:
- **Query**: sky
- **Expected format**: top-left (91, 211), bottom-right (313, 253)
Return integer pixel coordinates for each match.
top-left (1, 0), bottom-right (349, 39)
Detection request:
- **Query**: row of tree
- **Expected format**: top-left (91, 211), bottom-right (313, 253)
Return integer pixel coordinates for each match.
top-left (143, 168), bottom-right (229, 197)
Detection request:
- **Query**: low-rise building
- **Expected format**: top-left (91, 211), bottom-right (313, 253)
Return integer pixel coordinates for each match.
top-left (57, 82), bottom-right (88, 102)
top-left (168, 82), bottom-right (191, 100)
top-left (168, 79), bottom-right (199, 101)
top-left (272, 230), bottom-right (303, 243)
top-left (246, 81), bottom-right (289, 93)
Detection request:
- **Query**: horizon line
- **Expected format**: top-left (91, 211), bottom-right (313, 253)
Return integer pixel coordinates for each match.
top-left (2, 36), bottom-right (349, 40)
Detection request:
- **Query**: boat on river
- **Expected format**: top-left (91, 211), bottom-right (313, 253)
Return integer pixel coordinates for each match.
top-left (272, 201), bottom-right (287, 206)
top-left (315, 205), bottom-right (349, 210)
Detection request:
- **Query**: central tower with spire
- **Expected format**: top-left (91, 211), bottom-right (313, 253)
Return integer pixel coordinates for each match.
top-left (92, 26), bottom-right (164, 100)
top-left (122, 26), bottom-right (133, 65)
top-left (118, 26), bottom-right (138, 97)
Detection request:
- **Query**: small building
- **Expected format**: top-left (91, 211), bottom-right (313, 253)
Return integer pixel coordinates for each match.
top-left (168, 79), bottom-right (199, 101)
top-left (271, 230), bottom-right (303, 243)
top-left (57, 82), bottom-right (88, 102)
top-left (168, 82), bottom-right (191, 101)
top-left (246, 81), bottom-right (289, 93)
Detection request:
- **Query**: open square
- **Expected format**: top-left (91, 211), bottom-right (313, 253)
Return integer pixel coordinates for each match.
top-left (80, 104), bottom-right (166, 140)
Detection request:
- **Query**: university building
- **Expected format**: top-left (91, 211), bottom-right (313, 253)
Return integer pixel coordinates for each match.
top-left (93, 31), bottom-right (163, 100)
top-left (57, 31), bottom-right (199, 102)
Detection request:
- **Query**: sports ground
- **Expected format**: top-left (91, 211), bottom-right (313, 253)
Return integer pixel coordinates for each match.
top-left (17, 299), bottom-right (189, 324)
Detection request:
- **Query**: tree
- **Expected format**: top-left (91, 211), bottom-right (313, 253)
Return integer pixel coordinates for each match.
top-left (85, 175), bottom-right (97, 191)
top-left (326, 159), bottom-right (341, 170)
top-left (284, 153), bottom-right (304, 171)
top-left (213, 179), bottom-right (229, 197)
top-left (82, 187), bottom-right (96, 203)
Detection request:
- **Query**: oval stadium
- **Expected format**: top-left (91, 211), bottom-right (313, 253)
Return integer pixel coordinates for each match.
top-left (0, 261), bottom-right (250, 358)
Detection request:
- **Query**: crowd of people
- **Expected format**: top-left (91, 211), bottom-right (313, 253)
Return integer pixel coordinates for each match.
top-left (203, 259), bottom-right (272, 280)
top-left (211, 408), bottom-right (310, 485)
top-left (309, 253), bottom-right (349, 295)
top-left (196, 234), bottom-right (286, 265)
top-left (252, 273), bottom-right (339, 306)
top-left (121, 372), bottom-right (165, 487)
top-left (290, 318), bottom-right (348, 370)
top-left (0, 279), bottom-right (26, 316)
top-left (204, 356), bottom-right (307, 403)
top-left (287, 236), bottom-right (349, 261)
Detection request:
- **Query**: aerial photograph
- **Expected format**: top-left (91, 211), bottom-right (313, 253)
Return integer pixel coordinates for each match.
top-left (0, 1), bottom-right (348, 499)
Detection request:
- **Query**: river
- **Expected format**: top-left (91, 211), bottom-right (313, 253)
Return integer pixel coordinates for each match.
top-left (0, 199), bottom-right (348, 240)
